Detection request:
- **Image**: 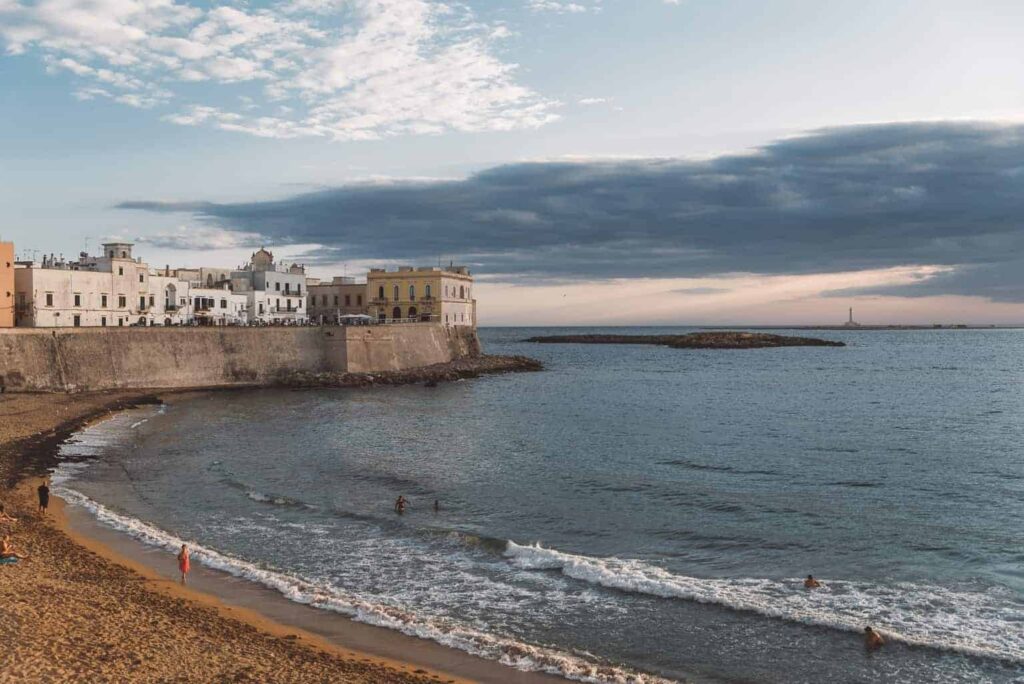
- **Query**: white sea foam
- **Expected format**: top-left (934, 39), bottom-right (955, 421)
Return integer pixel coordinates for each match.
top-left (505, 541), bottom-right (1024, 665)
top-left (50, 475), bottom-right (671, 684)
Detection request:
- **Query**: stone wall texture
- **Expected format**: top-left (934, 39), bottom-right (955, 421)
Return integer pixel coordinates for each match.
top-left (0, 324), bottom-right (480, 393)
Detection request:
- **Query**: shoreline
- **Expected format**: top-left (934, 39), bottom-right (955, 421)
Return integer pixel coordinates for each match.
top-left (0, 357), bottom-right (564, 684)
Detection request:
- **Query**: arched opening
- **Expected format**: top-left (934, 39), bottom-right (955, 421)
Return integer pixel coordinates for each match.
top-left (378, 311), bottom-right (386, 322)
top-left (138, 316), bottom-right (147, 326)
top-left (392, 306), bottom-right (402, 320)
top-left (164, 318), bottom-right (171, 326)
top-left (378, 285), bottom-right (385, 299)
top-left (393, 284), bottom-right (400, 301)
top-left (409, 284), bottom-right (415, 301)
top-left (408, 306), bottom-right (417, 319)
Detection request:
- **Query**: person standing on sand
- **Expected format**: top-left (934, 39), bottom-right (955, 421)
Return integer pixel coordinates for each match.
top-left (177, 544), bottom-right (191, 584)
top-left (37, 480), bottom-right (49, 517)
top-left (864, 626), bottom-right (885, 650)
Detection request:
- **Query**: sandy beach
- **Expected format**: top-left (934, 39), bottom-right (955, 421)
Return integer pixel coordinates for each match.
top-left (0, 391), bottom-right (553, 684)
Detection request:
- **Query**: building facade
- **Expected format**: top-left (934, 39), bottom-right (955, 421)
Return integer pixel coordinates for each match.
top-left (0, 242), bottom-right (13, 328)
top-left (188, 285), bottom-right (249, 326)
top-left (308, 276), bottom-right (367, 323)
top-left (13, 243), bottom-right (191, 328)
top-left (366, 266), bottom-right (476, 326)
top-left (232, 249), bottom-right (308, 324)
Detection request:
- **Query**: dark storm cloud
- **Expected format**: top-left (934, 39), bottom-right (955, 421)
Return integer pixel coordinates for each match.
top-left (117, 122), bottom-right (1024, 299)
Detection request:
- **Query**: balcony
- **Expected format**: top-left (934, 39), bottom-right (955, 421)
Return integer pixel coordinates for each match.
top-left (370, 298), bottom-right (389, 305)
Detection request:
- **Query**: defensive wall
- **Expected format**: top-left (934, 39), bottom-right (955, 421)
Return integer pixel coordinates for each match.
top-left (0, 324), bottom-right (480, 393)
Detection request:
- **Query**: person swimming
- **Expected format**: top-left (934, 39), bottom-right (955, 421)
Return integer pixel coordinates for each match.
top-left (804, 574), bottom-right (822, 589)
top-left (394, 496), bottom-right (407, 514)
top-left (864, 626), bottom-right (885, 649)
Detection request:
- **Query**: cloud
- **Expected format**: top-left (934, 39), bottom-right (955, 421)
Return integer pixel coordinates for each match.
top-left (118, 122), bottom-right (1024, 301)
top-left (527, 1), bottom-right (592, 13)
top-left (135, 225), bottom-right (265, 250)
top-left (0, 0), bottom-right (557, 140)
top-left (577, 97), bottom-right (608, 105)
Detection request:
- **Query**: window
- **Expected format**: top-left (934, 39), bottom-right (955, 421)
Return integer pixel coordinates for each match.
top-left (149, 295), bottom-right (155, 307)
top-left (409, 285), bottom-right (415, 301)
top-left (101, 294), bottom-right (108, 308)
top-left (118, 318), bottom-right (124, 326)
top-left (220, 299), bottom-right (227, 309)
top-left (459, 285), bottom-right (465, 299)
top-left (425, 284), bottom-right (431, 298)
top-left (73, 315), bottom-right (81, 327)
top-left (259, 303), bottom-right (264, 314)
top-left (378, 285), bottom-right (385, 299)
top-left (344, 294), bottom-right (351, 306)
top-left (119, 295), bottom-right (127, 308)
top-left (73, 293), bottom-right (81, 307)
top-left (101, 317), bottom-right (107, 327)
top-left (323, 295), bottom-right (329, 306)
top-left (118, 267), bottom-right (123, 276)
top-left (139, 296), bottom-right (146, 310)
top-left (275, 282), bottom-right (281, 291)
top-left (333, 295), bottom-right (338, 305)
top-left (45, 293), bottom-right (53, 307)
top-left (357, 295), bottom-right (362, 306)
top-left (139, 273), bottom-right (144, 283)
top-left (393, 284), bottom-right (399, 301)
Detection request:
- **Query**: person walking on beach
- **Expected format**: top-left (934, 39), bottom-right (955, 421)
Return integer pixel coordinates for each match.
top-left (1, 535), bottom-right (29, 560)
top-left (804, 574), bottom-right (821, 589)
top-left (864, 626), bottom-right (885, 650)
top-left (394, 495), bottom-right (407, 514)
top-left (177, 544), bottom-right (191, 584)
top-left (36, 480), bottom-right (49, 517)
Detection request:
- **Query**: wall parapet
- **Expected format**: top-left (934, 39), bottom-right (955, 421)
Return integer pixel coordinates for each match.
top-left (0, 325), bottom-right (480, 393)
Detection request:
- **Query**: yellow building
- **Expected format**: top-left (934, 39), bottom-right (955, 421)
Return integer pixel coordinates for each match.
top-left (0, 242), bottom-right (13, 328)
top-left (366, 266), bottom-right (476, 326)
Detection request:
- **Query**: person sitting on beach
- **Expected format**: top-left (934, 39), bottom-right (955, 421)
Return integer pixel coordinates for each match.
top-left (804, 574), bottom-right (821, 589)
top-left (1, 535), bottom-right (29, 560)
top-left (0, 504), bottom-right (18, 524)
top-left (37, 480), bottom-right (50, 517)
top-left (864, 626), bottom-right (885, 650)
top-left (177, 544), bottom-right (191, 584)
top-left (394, 496), bottom-right (407, 514)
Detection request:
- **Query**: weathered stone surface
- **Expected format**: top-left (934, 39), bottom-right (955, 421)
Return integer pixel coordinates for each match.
top-left (275, 355), bottom-right (543, 388)
top-left (526, 332), bottom-right (845, 349)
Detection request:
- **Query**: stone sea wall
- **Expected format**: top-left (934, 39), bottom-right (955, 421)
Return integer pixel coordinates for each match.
top-left (0, 324), bottom-right (480, 393)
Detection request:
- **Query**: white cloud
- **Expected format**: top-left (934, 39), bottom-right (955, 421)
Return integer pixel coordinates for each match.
top-left (137, 225), bottom-right (265, 250)
top-left (527, 1), bottom-right (591, 13)
top-left (578, 97), bottom-right (607, 105)
top-left (0, 0), bottom-right (557, 140)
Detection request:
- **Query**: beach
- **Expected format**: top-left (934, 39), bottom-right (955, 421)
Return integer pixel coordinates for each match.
top-left (0, 389), bottom-right (558, 684)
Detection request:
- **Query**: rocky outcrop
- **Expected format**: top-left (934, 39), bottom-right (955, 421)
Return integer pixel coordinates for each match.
top-left (526, 332), bottom-right (845, 349)
top-left (275, 354), bottom-right (543, 388)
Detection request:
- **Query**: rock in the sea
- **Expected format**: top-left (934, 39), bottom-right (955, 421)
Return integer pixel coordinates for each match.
top-left (525, 332), bottom-right (844, 349)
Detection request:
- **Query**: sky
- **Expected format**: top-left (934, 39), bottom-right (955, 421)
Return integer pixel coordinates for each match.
top-left (2, 0), bottom-right (1023, 325)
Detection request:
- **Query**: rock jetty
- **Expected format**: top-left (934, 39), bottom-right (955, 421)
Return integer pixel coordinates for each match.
top-left (525, 332), bottom-right (844, 349)
top-left (277, 354), bottom-right (543, 388)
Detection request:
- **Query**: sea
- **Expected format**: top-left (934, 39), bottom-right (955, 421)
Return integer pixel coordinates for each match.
top-left (50, 327), bottom-right (1024, 683)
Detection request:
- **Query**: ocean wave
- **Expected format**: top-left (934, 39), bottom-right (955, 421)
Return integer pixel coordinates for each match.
top-left (504, 541), bottom-right (1024, 666)
top-left (50, 480), bottom-right (670, 684)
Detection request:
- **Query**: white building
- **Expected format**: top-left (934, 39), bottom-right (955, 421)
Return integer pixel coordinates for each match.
top-left (13, 242), bottom-right (192, 327)
top-left (232, 248), bottom-right (308, 324)
top-left (187, 285), bottom-right (249, 326)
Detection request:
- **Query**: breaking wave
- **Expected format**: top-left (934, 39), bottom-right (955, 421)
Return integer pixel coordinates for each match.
top-left (50, 477), bottom-right (670, 684)
top-left (505, 541), bottom-right (1024, 666)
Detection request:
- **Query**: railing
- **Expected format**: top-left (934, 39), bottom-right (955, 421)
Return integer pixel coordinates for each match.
top-left (370, 298), bottom-right (388, 305)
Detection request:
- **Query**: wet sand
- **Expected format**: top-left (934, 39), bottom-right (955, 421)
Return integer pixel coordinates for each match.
top-left (0, 391), bottom-right (559, 683)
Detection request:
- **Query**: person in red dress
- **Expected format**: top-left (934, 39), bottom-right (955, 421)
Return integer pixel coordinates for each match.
top-left (177, 544), bottom-right (191, 584)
